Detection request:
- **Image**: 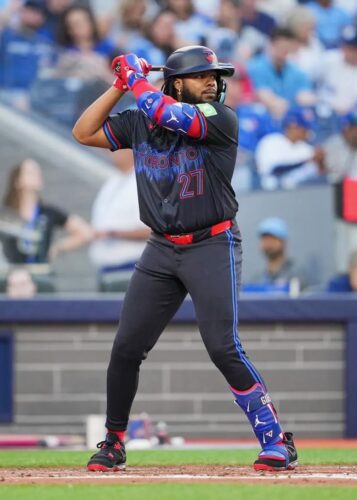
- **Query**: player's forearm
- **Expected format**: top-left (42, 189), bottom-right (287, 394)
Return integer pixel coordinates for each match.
top-left (72, 87), bottom-right (124, 143)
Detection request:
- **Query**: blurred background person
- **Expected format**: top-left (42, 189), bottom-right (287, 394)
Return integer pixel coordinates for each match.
top-left (316, 24), bottom-right (357, 114)
top-left (89, 149), bottom-right (150, 292)
top-left (5, 267), bottom-right (37, 297)
top-left (240, 0), bottom-right (277, 38)
top-left (40, 0), bottom-right (73, 42)
top-left (243, 217), bottom-right (310, 293)
top-left (128, 9), bottom-right (182, 68)
top-left (247, 27), bottom-right (316, 118)
top-left (323, 106), bottom-right (357, 182)
top-left (206, 0), bottom-right (267, 63)
top-left (164, 0), bottom-right (215, 45)
top-left (255, 107), bottom-right (326, 190)
top-left (55, 4), bottom-right (116, 68)
top-left (0, 159), bottom-right (92, 285)
top-left (306, 0), bottom-right (352, 49)
top-left (256, 0), bottom-right (297, 25)
top-left (326, 250), bottom-right (357, 292)
top-left (0, 0), bottom-right (53, 109)
top-left (286, 5), bottom-right (325, 84)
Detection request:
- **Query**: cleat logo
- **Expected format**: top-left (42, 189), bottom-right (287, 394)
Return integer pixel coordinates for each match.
top-left (254, 415), bottom-right (266, 427)
top-left (166, 111), bottom-right (179, 124)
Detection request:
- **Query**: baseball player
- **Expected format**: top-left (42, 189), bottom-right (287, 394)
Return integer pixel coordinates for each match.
top-left (72, 45), bottom-right (298, 472)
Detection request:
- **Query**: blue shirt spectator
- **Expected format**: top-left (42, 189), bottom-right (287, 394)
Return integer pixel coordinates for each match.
top-left (246, 27), bottom-right (316, 119)
top-left (307, 0), bottom-right (352, 49)
top-left (247, 53), bottom-right (313, 105)
top-left (237, 103), bottom-right (280, 152)
top-left (0, 27), bottom-right (53, 89)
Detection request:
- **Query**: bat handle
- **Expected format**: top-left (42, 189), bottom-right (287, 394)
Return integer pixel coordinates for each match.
top-left (150, 65), bottom-right (164, 72)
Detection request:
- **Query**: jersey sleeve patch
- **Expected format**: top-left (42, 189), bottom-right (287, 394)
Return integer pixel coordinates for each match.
top-left (197, 103), bottom-right (218, 117)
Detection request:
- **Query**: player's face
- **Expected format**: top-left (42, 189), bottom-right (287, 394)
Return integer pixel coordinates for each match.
top-left (178, 71), bottom-right (218, 104)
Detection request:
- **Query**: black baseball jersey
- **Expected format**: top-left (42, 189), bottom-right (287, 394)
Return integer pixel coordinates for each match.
top-left (105, 101), bottom-right (239, 234)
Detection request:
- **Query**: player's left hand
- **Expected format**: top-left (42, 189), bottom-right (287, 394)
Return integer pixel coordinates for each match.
top-left (111, 54), bottom-right (151, 88)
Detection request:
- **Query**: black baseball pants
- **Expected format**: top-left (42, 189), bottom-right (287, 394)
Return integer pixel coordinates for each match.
top-left (106, 225), bottom-right (266, 431)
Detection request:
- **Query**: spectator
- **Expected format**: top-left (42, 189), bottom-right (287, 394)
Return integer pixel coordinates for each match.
top-left (206, 0), bottom-right (267, 63)
top-left (316, 24), bottom-right (357, 114)
top-left (40, 0), bottom-right (73, 41)
top-left (90, 0), bottom-right (154, 51)
top-left (52, 5), bottom-right (116, 86)
top-left (89, 149), bottom-right (150, 292)
top-left (128, 10), bottom-right (182, 67)
top-left (1, 158), bottom-right (93, 266)
top-left (255, 107), bottom-right (326, 190)
top-left (5, 267), bottom-right (37, 298)
top-left (326, 250), bottom-right (357, 292)
top-left (323, 106), bottom-right (357, 181)
top-left (0, 0), bottom-right (53, 107)
top-left (240, 0), bottom-right (277, 37)
top-left (247, 27), bottom-right (316, 118)
top-left (165, 0), bottom-right (215, 45)
top-left (286, 5), bottom-right (325, 83)
top-left (243, 217), bottom-right (308, 293)
top-left (56, 5), bottom-right (115, 58)
top-left (256, 0), bottom-right (297, 24)
top-left (306, 0), bottom-right (352, 49)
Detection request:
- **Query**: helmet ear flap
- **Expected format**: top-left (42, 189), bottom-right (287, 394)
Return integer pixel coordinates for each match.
top-left (217, 78), bottom-right (227, 104)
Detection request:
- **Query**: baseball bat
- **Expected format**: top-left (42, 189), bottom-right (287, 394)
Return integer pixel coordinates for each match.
top-left (150, 66), bottom-right (164, 72)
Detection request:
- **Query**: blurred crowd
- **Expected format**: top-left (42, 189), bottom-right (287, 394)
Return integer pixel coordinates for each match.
top-left (1, 0), bottom-right (357, 296)
top-left (0, 0), bottom-right (357, 192)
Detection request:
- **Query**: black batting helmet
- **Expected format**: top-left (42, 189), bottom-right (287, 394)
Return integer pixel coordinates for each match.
top-left (163, 45), bottom-right (235, 79)
top-left (162, 46), bottom-right (234, 103)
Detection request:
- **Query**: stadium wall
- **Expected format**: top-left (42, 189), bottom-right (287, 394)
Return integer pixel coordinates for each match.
top-left (0, 296), bottom-right (355, 439)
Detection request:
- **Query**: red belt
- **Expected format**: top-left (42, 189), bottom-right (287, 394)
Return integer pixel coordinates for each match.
top-left (163, 220), bottom-right (232, 245)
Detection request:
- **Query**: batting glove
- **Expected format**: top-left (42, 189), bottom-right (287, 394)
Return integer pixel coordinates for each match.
top-left (113, 77), bottom-right (128, 93)
top-left (111, 54), bottom-right (151, 89)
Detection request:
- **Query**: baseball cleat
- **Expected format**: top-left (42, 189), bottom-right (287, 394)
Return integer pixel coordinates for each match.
top-left (253, 432), bottom-right (298, 471)
top-left (87, 432), bottom-right (126, 472)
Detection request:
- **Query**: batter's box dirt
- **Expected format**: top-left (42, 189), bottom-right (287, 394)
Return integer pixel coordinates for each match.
top-left (1, 465), bottom-right (357, 485)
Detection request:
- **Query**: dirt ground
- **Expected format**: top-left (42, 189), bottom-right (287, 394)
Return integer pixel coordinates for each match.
top-left (1, 465), bottom-right (357, 486)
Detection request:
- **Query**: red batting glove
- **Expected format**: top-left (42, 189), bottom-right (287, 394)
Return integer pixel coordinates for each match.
top-left (113, 77), bottom-right (128, 93)
top-left (111, 54), bottom-right (152, 89)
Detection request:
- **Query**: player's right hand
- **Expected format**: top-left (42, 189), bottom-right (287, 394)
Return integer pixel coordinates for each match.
top-left (111, 54), bottom-right (151, 89)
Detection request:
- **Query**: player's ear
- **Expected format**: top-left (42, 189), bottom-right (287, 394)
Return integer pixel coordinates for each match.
top-left (174, 78), bottom-right (183, 100)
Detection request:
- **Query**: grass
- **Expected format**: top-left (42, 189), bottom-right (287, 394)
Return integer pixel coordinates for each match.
top-left (0, 447), bottom-right (357, 468)
top-left (1, 448), bottom-right (356, 500)
top-left (0, 484), bottom-right (356, 500)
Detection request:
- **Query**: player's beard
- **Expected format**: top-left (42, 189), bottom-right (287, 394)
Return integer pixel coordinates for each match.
top-left (181, 87), bottom-right (217, 104)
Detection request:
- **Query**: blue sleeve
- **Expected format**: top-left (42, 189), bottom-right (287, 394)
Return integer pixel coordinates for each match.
top-left (247, 58), bottom-right (267, 90)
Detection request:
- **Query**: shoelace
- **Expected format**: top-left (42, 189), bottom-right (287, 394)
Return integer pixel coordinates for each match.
top-left (97, 439), bottom-right (122, 449)
top-left (95, 439), bottom-right (125, 460)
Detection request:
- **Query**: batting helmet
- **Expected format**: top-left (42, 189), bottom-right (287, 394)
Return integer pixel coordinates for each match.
top-left (162, 45), bottom-right (235, 103)
top-left (163, 45), bottom-right (235, 79)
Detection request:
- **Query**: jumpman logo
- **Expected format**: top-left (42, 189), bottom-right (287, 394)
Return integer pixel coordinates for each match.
top-left (166, 111), bottom-right (179, 124)
top-left (254, 414), bottom-right (266, 427)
